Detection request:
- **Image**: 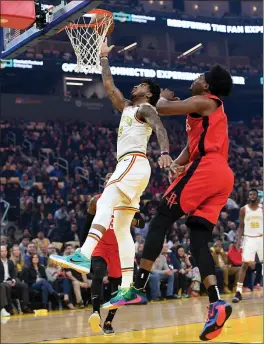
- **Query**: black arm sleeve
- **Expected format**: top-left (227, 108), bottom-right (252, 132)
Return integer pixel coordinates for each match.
top-left (133, 212), bottom-right (145, 229)
top-left (80, 213), bottom-right (95, 246)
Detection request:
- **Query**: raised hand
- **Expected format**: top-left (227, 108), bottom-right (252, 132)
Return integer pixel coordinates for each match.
top-left (160, 88), bottom-right (180, 101)
top-left (100, 38), bottom-right (115, 57)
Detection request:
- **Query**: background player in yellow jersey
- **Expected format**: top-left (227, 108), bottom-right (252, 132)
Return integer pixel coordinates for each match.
top-left (232, 188), bottom-right (263, 303)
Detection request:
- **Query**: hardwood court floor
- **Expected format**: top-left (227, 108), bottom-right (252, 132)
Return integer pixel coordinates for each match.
top-left (2, 291), bottom-right (263, 344)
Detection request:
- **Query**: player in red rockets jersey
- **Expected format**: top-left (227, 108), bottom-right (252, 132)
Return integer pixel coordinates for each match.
top-left (108, 65), bottom-right (234, 341)
top-left (80, 173), bottom-right (145, 335)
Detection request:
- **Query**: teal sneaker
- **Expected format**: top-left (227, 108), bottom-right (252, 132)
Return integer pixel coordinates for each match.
top-left (49, 249), bottom-right (91, 273)
top-left (102, 285), bottom-right (147, 310)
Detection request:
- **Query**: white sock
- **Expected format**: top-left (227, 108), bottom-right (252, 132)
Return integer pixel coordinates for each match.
top-left (81, 229), bottom-right (103, 259)
top-left (236, 282), bottom-right (243, 293)
top-left (121, 269), bottom-right (134, 288)
top-left (114, 209), bottom-right (136, 288)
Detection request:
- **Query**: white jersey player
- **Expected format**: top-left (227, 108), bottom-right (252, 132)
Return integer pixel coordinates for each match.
top-left (232, 188), bottom-right (263, 303)
top-left (50, 39), bottom-right (172, 289)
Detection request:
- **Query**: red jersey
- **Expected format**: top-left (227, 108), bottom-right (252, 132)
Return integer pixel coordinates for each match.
top-left (186, 94), bottom-right (229, 162)
top-left (94, 194), bottom-right (118, 247)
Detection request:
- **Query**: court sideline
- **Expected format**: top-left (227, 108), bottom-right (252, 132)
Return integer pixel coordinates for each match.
top-left (2, 292), bottom-right (263, 344)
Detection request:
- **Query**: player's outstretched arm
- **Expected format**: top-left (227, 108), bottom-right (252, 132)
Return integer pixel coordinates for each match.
top-left (138, 104), bottom-right (171, 168)
top-left (157, 89), bottom-right (212, 116)
top-left (100, 39), bottom-right (129, 112)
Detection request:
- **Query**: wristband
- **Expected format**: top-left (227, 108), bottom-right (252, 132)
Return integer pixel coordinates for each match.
top-left (161, 151), bottom-right (169, 155)
top-left (100, 55), bottom-right (108, 59)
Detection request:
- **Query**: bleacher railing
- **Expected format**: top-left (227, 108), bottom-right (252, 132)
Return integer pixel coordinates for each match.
top-left (57, 157), bottom-right (69, 176)
top-left (76, 166), bottom-right (89, 181)
top-left (0, 198), bottom-right (10, 229)
top-left (39, 148), bottom-right (55, 163)
top-left (6, 131), bottom-right (16, 146)
top-left (23, 139), bottom-right (33, 154)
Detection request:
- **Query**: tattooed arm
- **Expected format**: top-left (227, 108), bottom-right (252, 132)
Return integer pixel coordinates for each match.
top-left (100, 39), bottom-right (130, 112)
top-left (137, 104), bottom-right (172, 168)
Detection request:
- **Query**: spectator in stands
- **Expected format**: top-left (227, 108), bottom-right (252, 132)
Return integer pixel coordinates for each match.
top-left (63, 244), bottom-right (74, 256)
top-left (47, 244), bottom-right (58, 257)
top-left (46, 260), bottom-right (75, 309)
top-left (54, 204), bottom-right (69, 222)
top-left (65, 268), bottom-right (91, 308)
top-left (19, 235), bottom-right (30, 255)
top-left (227, 242), bottom-right (242, 267)
top-left (175, 246), bottom-right (192, 298)
top-left (0, 245), bottom-right (33, 314)
top-left (212, 242), bottom-right (240, 293)
top-left (20, 190), bottom-right (34, 228)
top-left (10, 244), bottom-right (25, 278)
top-left (19, 173), bottom-right (33, 190)
top-left (161, 243), bottom-right (181, 299)
top-left (64, 223), bottom-right (80, 243)
top-left (24, 242), bottom-right (45, 267)
top-left (135, 243), bottom-right (144, 266)
top-left (0, 283), bottom-right (11, 317)
top-left (32, 230), bottom-right (50, 253)
top-left (135, 233), bottom-right (144, 252)
top-left (226, 221), bottom-right (237, 243)
top-left (149, 253), bottom-right (179, 301)
top-left (22, 254), bottom-right (63, 310)
top-left (49, 163), bottom-right (64, 178)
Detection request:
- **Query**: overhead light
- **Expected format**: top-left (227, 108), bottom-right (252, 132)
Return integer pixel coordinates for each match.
top-left (253, 6), bottom-right (257, 12)
top-left (194, 4), bottom-right (198, 10)
top-left (159, 0), bottom-right (164, 5)
top-left (214, 5), bottom-right (219, 11)
top-left (149, 0), bottom-right (153, 3)
top-left (66, 82), bottom-right (84, 86)
top-left (65, 77), bottom-right (92, 81)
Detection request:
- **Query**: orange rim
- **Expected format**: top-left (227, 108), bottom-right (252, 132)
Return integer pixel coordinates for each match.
top-left (57, 9), bottom-right (113, 33)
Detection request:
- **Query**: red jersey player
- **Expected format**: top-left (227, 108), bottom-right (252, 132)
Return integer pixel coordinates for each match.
top-left (81, 173), bottom-right (145, 335)
top-left (105, 65), bottom-right (234, 342)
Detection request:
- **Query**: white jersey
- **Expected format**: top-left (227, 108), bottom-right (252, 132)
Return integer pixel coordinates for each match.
top-left (117, 104), bottom-right (153, 160)
top-left (244, 204), bottom-right (263, 237)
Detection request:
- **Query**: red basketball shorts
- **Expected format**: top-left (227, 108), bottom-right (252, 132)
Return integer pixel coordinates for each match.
top-left (163, 153), bottom-right (234, 230)
top-left (92, 232), bottom-right (121, 278)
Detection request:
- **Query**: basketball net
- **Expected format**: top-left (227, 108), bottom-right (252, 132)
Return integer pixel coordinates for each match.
top-left (65, 13), bottom-right (113, 73)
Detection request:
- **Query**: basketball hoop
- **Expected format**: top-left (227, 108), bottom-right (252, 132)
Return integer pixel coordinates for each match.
top-left (61, 9), bottom-right (114, 73)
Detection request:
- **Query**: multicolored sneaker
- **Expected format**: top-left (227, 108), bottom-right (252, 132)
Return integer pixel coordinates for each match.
top-left (199, 300), bottom-right (232, 341)
top-left (103, 321), bottom-right (115, 335)
top-left (88, 312), bottom-right (101, 333)
top-left (102, 285), bottom-right (147, 310)
top-left (49, 249), bottom-right (91, 273)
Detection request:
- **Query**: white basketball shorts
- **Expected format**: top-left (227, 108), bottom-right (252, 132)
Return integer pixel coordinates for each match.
top-left (242, 236), bottom-right (263, 262)
top-left (106, 153), bottom-right (151, 209)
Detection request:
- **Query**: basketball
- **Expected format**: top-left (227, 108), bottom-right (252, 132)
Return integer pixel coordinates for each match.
top-left (89, 9), bottom-right (114, 37)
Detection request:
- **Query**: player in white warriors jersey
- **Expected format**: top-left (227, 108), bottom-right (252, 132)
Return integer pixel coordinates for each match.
top-left (232, 188), bottom-right (263, 303)
top-left (50, 38), bottom-right (172, 289)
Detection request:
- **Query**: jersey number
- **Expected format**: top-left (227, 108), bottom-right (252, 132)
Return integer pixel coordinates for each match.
top-left (250, 222), bottom-right (260, 229)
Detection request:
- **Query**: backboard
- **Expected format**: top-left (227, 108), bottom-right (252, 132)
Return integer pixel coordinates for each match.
top-left (0, 0), bottom-right (102, 59)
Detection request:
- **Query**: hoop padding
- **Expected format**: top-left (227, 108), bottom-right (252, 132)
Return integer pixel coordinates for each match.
top-left (65, 9), bottom-right (114, 73)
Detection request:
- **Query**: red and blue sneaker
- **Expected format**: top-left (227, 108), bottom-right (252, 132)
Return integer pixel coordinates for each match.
top-left (199, 300), bottom-right (232, 341)
top-left (102, 285), bottom-right (148, 310)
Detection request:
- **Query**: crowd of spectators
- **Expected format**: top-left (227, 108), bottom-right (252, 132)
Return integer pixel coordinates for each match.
top-left (0, 115), bottom-right (263, 315)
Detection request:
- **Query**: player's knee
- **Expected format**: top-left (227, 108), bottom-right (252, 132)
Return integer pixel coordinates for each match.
top-left (91, 257), bottom-right (107, 279)
top-left (189, 223), bottom-right (212, 251)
